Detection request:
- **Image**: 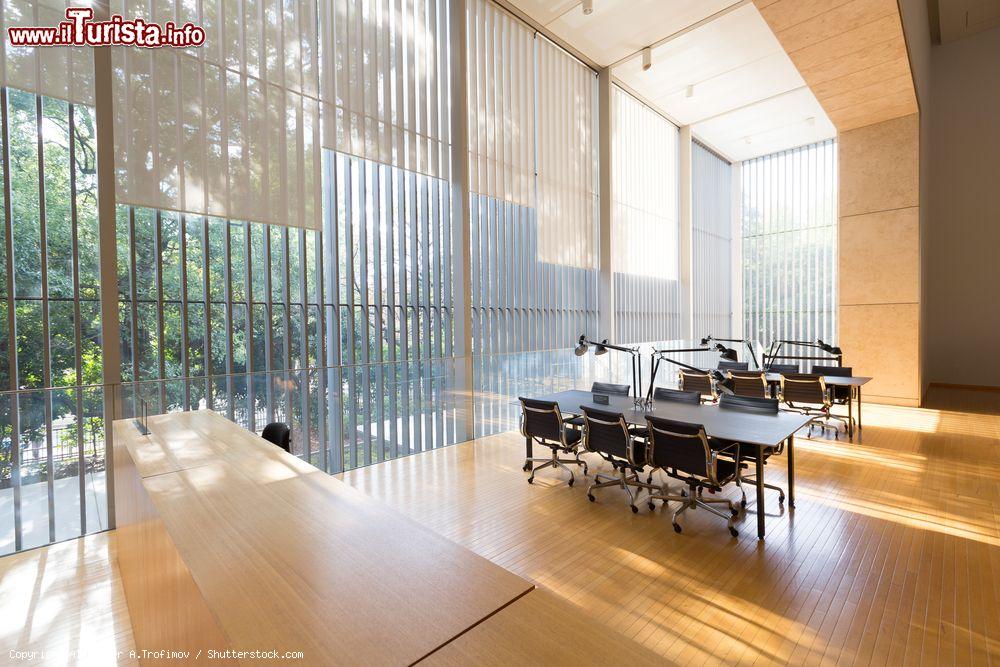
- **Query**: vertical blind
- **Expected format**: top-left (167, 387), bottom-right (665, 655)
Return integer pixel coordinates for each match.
top-left (0, 0), bottom-right (94, 105)
top-left (741, 138), bottom-right (837, 353)
top-left (692, 141), bottom-right (733, 339)
top-left (467, 0), bottom-right (597, 354)
top-left (111, 0), bottom-right (323, 229)
top-left (611, 85), bottom-right (680, 344)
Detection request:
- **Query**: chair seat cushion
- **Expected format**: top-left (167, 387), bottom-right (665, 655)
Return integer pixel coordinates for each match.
top-left (628, 426), bottom-right (648, 438)
top-left (564, 415), bottom-right (585, 427)
top-left (564, 428), bottom-right (582, 445)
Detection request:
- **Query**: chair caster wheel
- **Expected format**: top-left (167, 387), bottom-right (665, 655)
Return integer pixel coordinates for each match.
top-left (729, 527), bottom-right (739, 537)
top-left (648, 502), bottom-right (656, 511)
top-left (522, 463), bottom-right (531, 472)
top-left (778, 495), bottom-right (785, 504)
top-left (587, 494), bottom-right (595, 502)
top-left (568, 477), bottom-right (575, 487)
top-left (527, 477), bottom-right (534, 484)
top-left (731, 508), bottom-right (739, 517)
top-left (740, 499), bottom-right (747, 508)
top-left (630, 505), bottom-right (639, 514)
top-left (673, 523), bottom-right (682, 534)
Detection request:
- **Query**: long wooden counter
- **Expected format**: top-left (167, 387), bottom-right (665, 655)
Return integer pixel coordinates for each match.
top-left (113, 410), bottom-right (661, 665)
top-left (113, 411), bottom-right (533, 664)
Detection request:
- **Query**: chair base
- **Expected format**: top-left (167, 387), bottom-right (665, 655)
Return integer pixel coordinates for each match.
top-left (586, 467), bottom-right (659, 513)
top-left (737, 470), bottom-right (785, 507)
top-left (526, 445), bottom-right (586, 486)
top-left (648, 481), bottom-right (742, 537)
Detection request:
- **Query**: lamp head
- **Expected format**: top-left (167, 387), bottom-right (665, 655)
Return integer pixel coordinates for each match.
top-left (816, 339), bottom-right (843, 355)
top-left (700, 335), bottom-right (712, 346)
top-left (595, 340), bottom-right (609, 356)
top-left (716, 344), bottom-right (739, 362)
top-left (574, 334), bottom-right (588, 356)
top-left (711, 370), bottom-right (735, 394)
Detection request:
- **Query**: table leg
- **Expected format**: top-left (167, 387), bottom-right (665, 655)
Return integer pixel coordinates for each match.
top-left (523, 435), bottom-right (533, 471)
top-left (787, 435), bottom-right (795, 509)
top-left (755, 446), bottom-right (766, 540)
top-left (857, 387), bottom-right (863, 442)
top-left (848, 392), bottom-right (854, 440)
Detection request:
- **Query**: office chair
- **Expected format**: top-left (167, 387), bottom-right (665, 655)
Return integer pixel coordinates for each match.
top-left (812, 365), bottom-right (856, 434)
top-left (728, 371), bottom-right (769, 398)
top-left (718, 394), bottom-right (785, 506)
top-left (643, 416), bottom-right (742, 536)
top-left (652, 387), bottom-right (701, 404)
top-left (717, 360), bottom-right (749, 372)
top-left (582, 407), bottom-right (657, 513)
top-left (519, 397), bottom-right (587, 486)
top-left (565, 382), bottom-right (631, 428)
top-left (779, 374), bottom-right (848, 438)
top-left (679, 370), bottom-right (717, 403)
top-left (764, 363), bottom-right (799, 375)
top-left (262, 422), bottom-right (291, 452)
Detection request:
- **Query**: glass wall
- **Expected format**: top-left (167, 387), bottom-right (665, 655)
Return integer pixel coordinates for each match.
top-left (611, 86), bottom-right (681, 344)
top-left (741, 139), bottom-right (837, 358)
top-left (1, 89), bottom-right (106, 554)
top-left (692, 141), bottom-right (734, 339)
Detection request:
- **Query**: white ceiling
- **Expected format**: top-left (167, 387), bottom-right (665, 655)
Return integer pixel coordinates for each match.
top-left (936, 0), bottom-right (1000, 43)
top-left (503, 0), bottom-right (837, 161)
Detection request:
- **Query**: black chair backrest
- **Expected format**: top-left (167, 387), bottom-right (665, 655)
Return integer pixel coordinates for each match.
top-left (582, 406), bottom-right (634, 462)
top-left (644, 416), bottom-right (709, 478)
top-left (719, 394), bottom-right (779, 414)
top-left (812, 365), bottom-right (853, 401)
top-left (781, 373), bottom-right (827, 405)
top-left (652, 387), bottom-right (701, 404)
top-left (519, 397), bottom-right (563, 442)
top-left (262, 422), bottom-right (291, 452)
top-left (729, 371), bottom-right (768, 398)
top-left (679, 370), bottom-right (714, 398)
top-left (591, 382), bottom-right (630, 396)
top-left (717, 360), bottom-right (749, 371)
top-left (765, 363), bottom-right (799, 375)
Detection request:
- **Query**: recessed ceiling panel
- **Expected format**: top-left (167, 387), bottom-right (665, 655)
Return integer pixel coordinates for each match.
top-left (505, 0), bottom-right (735, 66)
top-left (691, 87), bottom-right (836, 161)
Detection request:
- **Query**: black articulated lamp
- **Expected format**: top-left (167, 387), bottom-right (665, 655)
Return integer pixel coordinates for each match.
top-left (701, 335), bottom-right (759, 369)
top-left (764, 338), bottom-right (843, 369)
top-left (645, 345), bottom-right (737, 403)
top-left (576, 334), bottom-right (642, 406)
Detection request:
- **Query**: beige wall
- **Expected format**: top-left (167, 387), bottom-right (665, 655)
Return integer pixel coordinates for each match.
top-left (838, 113), bottom-right (921, 406)
top-left (923, 26), bottom-right (1000, 389)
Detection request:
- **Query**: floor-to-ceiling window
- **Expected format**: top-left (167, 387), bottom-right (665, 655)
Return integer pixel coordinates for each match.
top-left (692, 141), bottom-right (734, 339)
top-left (741, 139), bottom-right (837, 358)
top-left (611, 86), bottom-right (681, 344)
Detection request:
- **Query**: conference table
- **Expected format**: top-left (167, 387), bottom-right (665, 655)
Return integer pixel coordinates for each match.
top-left (763, 373), bottom-right (872, 440)
top-left (521, 390), bottom-right (812, 540)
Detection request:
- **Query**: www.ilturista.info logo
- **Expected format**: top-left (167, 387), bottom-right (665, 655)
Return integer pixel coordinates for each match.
top-left (7, 7), bottom-right (206, 49)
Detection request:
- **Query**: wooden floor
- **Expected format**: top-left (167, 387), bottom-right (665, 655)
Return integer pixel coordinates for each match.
top-left (0, 531), bottom-right (136, 665)
top-left (341, 401), bottom-right (1000, 666)
top-left (2, 394), bottom-right (997, 665)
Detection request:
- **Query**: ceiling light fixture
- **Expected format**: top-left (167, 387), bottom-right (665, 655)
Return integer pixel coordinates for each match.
top-left (685, 84), bottom-right (694, 98)
top-left (582, 0), bottom-right (594, 15)
top-left (642, 46), bottom-right (652, 71)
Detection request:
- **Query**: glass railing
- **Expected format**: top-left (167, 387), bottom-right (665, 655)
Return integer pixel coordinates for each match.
top-left (1, 338), bottom-right (761, 556)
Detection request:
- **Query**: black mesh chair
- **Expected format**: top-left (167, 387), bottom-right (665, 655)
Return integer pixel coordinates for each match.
top-left (812, 365), bottom-right (855, 433)
top-left (643, 416), bottom-right (742, 536)
top-left (582, 407), bottom-right (657, 513)
top-left (779, 373), bottom-right (847, 438)
top-left (728, 371), bottom-right (769, 399)
top-left (652, 387), bottom-right (701, 404)
top-left (718, 395), bottom-right (786, 506)
top-left (717, 361), bottom-right (749, 372)
top-left (262, 422), bottom-right (291, 452)
top-left (679, 370), bottom-right (717, 403)
top-left (765, 363), bottom-right (799, 375)
top-left (519, 397), bottom-right (586, 486)
top-left (565, 382), bottom-right (631, 428)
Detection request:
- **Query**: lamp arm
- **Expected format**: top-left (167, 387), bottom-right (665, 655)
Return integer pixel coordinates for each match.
top-left (745, 340), bottom-right (759, 370)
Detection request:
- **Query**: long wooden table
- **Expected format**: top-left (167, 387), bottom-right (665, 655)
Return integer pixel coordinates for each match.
top-left (521, 391), bottom-right (811, 540)
top-left (113, 410), bottom-right (655, 664)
